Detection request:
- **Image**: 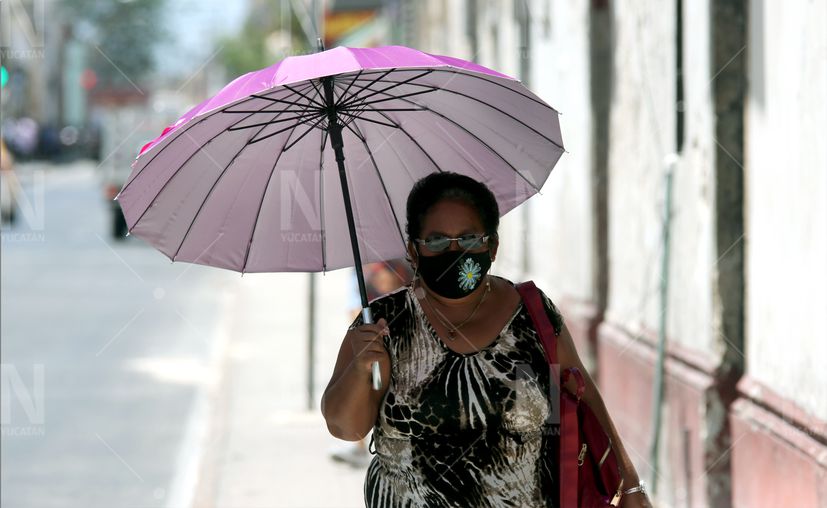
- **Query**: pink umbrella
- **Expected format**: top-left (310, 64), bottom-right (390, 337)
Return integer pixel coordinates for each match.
top-left (116, 45), bottom-right (564, 390)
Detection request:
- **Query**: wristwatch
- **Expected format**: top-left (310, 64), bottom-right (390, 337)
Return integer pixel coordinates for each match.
top-left (623, 480), bottom-right (647, 496)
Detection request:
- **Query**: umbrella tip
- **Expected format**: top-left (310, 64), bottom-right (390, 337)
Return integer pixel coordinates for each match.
top-left (317, 38), bottom-right (325, 52)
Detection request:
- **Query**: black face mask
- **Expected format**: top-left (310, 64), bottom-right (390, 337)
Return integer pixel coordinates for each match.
top-left (416, 249), bottom-right (492, 299)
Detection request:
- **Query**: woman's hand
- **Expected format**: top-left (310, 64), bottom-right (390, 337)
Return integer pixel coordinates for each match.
top-left (347, 317), bottom-right (391, 376)
top-left (322, 316), bottom-right (391, 440)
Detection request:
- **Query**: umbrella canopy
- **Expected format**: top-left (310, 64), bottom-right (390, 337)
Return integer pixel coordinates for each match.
top-left (117, 45), bottom-right (564, 274)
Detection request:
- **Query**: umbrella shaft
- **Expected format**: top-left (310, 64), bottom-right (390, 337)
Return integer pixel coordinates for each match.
top-left (335, 140), bottom-right (372, 323)
top-left (322, 76), bottom-right (373, 325)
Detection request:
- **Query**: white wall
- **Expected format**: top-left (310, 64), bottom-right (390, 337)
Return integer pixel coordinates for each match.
top-left (521, 0), bottom-right (595, 303)
top-left (745, 0), bottom-right (827, 420)
top-left (667, 0), bottom-right (715, 357)
top-left (606, 0), bottom-right (676, 332)
top-left (605, 0), bottom-right (717, 358)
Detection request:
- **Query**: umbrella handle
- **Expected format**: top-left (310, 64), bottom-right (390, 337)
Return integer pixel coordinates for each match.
top-left (362, 307), bottom-right (383, 391)
top-left (371, 361), bottom-right (382, 391)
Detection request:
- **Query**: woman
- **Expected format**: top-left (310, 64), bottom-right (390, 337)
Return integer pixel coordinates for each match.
top-left (321, 172), bottom-right (651, 507)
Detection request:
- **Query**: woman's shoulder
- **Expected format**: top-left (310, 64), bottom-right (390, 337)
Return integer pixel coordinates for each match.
top-left (368, 284), bottom-right (410, 311)
top-left (536, 286), bottom-right (564, 335)
top-left (347, 284), bottom-right (411, 329)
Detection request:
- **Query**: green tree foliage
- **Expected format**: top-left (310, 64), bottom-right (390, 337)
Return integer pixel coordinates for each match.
top-left (217, 0), bottom-right (310, 79)
top-left (63, 0), bottom-right (169, 88)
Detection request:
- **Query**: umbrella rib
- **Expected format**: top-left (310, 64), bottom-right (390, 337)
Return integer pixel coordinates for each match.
top-left (242, 80), bottom-right (320, 109)
top-left (334, 83), bottom-right (375, 130)
top-left (171, 118), bottom-right (275, 262)
top-left (222, 108), bottom-right (322, 114)
top-left (123, 109), bottom-right (258, 199)
top-left (339, 77), bottom-right (435, 112)
top-left (335, 68), bottom-right (395, 109)
top-left (318, 129), bottom-right (329, 272)
top-left (421, 103), bottom-right (544, 192)
top-left (282, 83), bottom-right (326, 109)
top-left (227, 110), bottom-right (325, 132)
top-left (221, 80), bottom-right (317, 111)
top-left (121, 83), bottom-right (316, 196)
top-left (338, 69), bottom-right (432, 111)
top-left (247, 112), bottom-right (325, 145)
top-left (281, 115), bottom-right (327, 152)
top-left (333, 81), bottom-right (444, 175)
top-left (348, 120), bottom-right (407, 252)
top-left (219, 90), bottom-right (322, 113)
top-left (241, 122), bottom-right (303, 274)
top-left (337, 111), bottom-right (400, 129)
top-left (347, 67), bottom-right (557, 112)
top-left (336, 74), bottom-right (429, 116)
top-left (247, 93), bottom-right (316, 109)
top-left (435, 68), bottom-right (559, 112)
top-left (339, 87), bottom-right (438, 111)
top-left (356, 88), bottom-right (543, 192)
top-left (128, 112), bottom-right (262, 230)
top-left (369, 109), bottom-right (445, 175)
top-left (226, 106), bottom-right (319, 132)
top-left (344, 107), bottom-right (427, 112)
top-left (308, 78), bottom-right (327, 108)
top-left (337, 70), bottom-right (363, 107)
top-left (339, 93), bottom-right (410, 121)
top-left (348, 77), bottom-right (562, 150)
top-left (341, 121), bottom-right (366, 142)
top-left (337, 89), bottom-right (435, 127)
top-left (226, 88), bottom-right (321, 131)
top-left (340, 87), bottom-right (440, 113)
top-left (339, 113), bottom-right (358, 129)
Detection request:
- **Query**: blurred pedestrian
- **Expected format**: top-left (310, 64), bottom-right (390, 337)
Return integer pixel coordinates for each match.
top-left (1, 138), bottom-right (18, 225)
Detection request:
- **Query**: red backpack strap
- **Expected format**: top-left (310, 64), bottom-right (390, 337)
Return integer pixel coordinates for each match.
top-left (516, 281), bottom-right (558, 365)
top-left (516, 281), bottom-right (579, 508)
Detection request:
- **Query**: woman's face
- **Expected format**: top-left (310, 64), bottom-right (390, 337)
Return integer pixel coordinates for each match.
top-left (408, 199), bottom-right (497, 259)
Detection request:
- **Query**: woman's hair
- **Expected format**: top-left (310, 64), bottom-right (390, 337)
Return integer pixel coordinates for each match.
top-left (405, 171), bottom-right (500, 242)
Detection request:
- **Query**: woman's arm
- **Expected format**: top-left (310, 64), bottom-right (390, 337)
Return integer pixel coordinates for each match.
top-left (321, 316), bottom-right (391, 441)
top-left (557, 323), bottom-right (654, 508)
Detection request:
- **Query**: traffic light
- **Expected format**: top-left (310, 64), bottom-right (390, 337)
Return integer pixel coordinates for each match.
top-left (0, 66), bottom-right (8, 88)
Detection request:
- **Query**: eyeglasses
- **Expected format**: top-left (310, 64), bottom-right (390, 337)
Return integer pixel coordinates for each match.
top-left (415, 234), bottom-right (490, 253)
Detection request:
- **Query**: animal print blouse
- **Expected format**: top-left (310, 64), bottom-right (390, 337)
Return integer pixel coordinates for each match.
top-left (348, 276), bottom-right (565, 508)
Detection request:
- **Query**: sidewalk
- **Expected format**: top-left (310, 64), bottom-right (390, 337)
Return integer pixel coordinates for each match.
top-left (192, 271), bottom-right (370, 508)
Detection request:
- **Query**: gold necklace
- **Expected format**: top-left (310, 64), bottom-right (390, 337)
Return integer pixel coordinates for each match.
top-left (421, 276), bottom-right (491, 340)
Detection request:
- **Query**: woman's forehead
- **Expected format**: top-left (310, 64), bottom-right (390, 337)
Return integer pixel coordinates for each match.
top-left (420, 199), bottom-right (484, 234)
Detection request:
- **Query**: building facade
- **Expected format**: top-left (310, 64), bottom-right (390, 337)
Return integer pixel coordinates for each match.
top-left (382, 1), bottom-right (827, 506)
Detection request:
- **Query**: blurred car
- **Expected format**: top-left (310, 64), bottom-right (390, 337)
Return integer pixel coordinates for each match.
top-left (98, 93), bottom-right (188, 239)
top-left (1, 138), bottom-right (18, 225)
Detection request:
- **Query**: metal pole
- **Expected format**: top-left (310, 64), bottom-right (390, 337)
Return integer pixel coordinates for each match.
top-left (648, 155), bottom-right (675, 492)
top-left (321, 74), bottom-right (382, 391)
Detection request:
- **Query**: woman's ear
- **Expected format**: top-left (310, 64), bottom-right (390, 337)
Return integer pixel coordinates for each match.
top-left (406, 240), bottom-right (418, 266)
top-left (489, 235), bottom-right (499, 261)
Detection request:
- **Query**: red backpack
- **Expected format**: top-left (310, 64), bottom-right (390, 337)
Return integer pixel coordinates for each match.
top-left (516, 281), bottom-right (624, 507)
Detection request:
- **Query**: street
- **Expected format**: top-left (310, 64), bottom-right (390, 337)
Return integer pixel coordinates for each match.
top-left (1, 161), bottom-right (365, 508)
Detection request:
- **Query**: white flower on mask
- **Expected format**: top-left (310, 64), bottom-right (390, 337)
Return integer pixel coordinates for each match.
top-left (457, 257), bottom-right (482, 291)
